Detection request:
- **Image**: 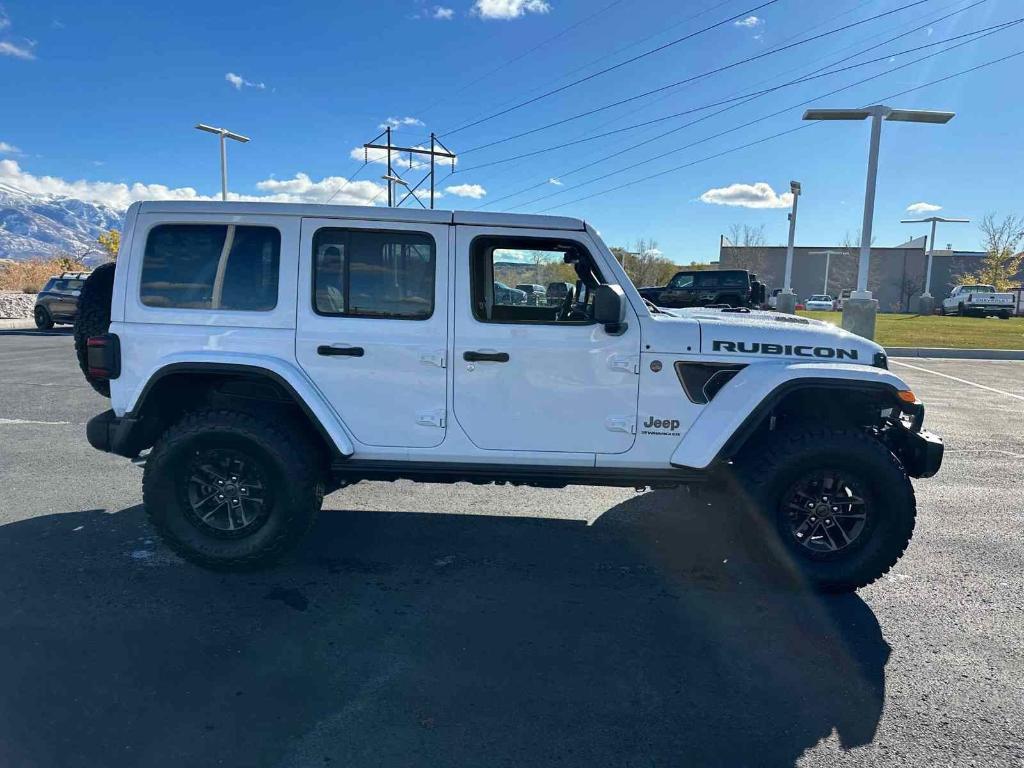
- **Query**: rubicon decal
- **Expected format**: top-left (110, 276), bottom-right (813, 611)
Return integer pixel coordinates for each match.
top-left (712, 340), bottom-right (859, 360)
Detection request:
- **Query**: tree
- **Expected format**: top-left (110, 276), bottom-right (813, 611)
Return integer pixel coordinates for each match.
top-left (964, 213), bottom-right (1024, 290)
top-left (98, 229), bottom-right (121, 260)
top-left (724, 224), bottom-right (773, 283)
top-left (53, 252), bottom-right (87, 272)
top-left (618, 238), bottom-right (678, 288)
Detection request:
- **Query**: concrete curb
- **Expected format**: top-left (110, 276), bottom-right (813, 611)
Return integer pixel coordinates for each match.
top-left (0, 318), bottom-right (36, 329)
top-left (886, 347), bottom-right (1024, 360)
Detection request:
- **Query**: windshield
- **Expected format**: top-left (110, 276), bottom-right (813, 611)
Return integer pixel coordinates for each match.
top-left (809, 295), bottom-right (831, 302)
top-left (962, 285), bottom-right (996, 293)
top-left (670, 271), bottom-right (748, 289)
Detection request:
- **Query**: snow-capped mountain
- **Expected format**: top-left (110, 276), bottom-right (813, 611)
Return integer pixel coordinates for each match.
top-left (0, 183), bottom-right (124, 263)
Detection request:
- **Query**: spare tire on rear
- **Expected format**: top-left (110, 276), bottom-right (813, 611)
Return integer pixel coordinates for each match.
top-left (74, 262), bottom-right (116, 397)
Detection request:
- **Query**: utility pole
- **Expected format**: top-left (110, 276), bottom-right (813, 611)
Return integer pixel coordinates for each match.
top-left (777, 180), bottom-right (801, 315)
top-left (363, 129), bottom-right (456, 209)
top-left (809, 250), bottom-right (844, 296)
top-left (195, 123), bottom-right (250, 201)
top-left (900, 215), bottom-right (969, 315)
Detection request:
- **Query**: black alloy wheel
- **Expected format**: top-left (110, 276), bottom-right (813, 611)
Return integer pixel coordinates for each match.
top-left (782, 469), bottom-right (871, 557)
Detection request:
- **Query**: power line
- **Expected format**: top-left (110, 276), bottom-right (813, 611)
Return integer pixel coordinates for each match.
top-left (324, 162), bottom-right (368, 204)
top-left (456, 0), bottom-right (937, 156)
top-left (506, 23), bottom-right (1018, 211)
top-left (475, 11), bottom-right (1006, 211)
top-left (467, 0), bottom-right (983, 195)
top-left (414, 0), bottom-right (631, 123)
top-left (421, 0), bottom-right (738, 141)
top-left (436, 0), bottom-right (784, 138)
top-left (535, 48), bottom-right (1024, 213)
top-left (460, 15), bottom-right (1007, 175)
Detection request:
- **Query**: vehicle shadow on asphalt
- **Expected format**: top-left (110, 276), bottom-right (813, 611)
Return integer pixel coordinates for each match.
top-left (0, 488), bottom-right (889, 768)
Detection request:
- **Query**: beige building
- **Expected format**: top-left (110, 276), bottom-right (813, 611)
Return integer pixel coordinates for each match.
top-left (718, 235), bottom-right (985, 313)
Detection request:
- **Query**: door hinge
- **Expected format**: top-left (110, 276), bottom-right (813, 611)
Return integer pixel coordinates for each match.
top-left (605, 415), bottom-right (637, 434)
top-left (609, 355), bottom-right (640, 375)
top-left (416, 408), bottom-right (447, 428)
top-left (420, 350), bottom-right (447, 368)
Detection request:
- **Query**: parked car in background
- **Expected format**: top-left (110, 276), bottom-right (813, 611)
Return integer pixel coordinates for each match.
top-left (546, 281), bottom-right (574, 306)
top-left (637, 269), bottom-right (765, 309)
top-left (515, 283), bottom-right (547, 305)
top-left (804, 294), bottom-right (835, 311)
top-left (493, 281), bottom-right (527, 305)
top-left (836, 289), bottom-right (853, 311)
top-left (940, 284), bottom-right (1014, 318)
top-left (33, 271), bottom-right (90, 329)
top-left (767, 287), bottom-right (784, 309)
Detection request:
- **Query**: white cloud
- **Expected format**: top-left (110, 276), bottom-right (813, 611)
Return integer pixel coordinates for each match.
top-left (906, 201), bottom-right (942, 214)
top-left (433, 6), bottom-right (454, 19)
top-left (444, 183), bottom-right (486, 199)
top-left (548, 177), bottom-right (562, 186)
top-left (0, 158), bottom-right (385, 210)
top-left (378, 116), bottom-right (425, 131)
top-left (0, 141), bottom-right (20, 154)
top-left (734, 15), bottom-right (763, 28)
top-left (472, 0), bottom-right (551, 20)
top-left (0, 8), bottom-right (10, 30)
top-left (0, 40), bottom-right (34, 59)
top-left (699, 182), bottom-right (792, 209)
top-left (225, 72), bottom-right (266, 90)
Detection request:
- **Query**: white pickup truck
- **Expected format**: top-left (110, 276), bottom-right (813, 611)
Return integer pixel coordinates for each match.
top-left (940, 284), bottom-right (1015, 318)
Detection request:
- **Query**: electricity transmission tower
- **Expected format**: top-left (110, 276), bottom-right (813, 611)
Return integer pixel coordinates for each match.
top-left (363, 127), bottom-right (456, 209)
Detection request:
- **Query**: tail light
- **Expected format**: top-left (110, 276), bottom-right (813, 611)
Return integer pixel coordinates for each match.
top-left (87, 334), bottom-right (121, 379)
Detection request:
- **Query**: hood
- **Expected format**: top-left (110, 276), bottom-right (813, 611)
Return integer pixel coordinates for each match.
top-left (649, 307), bottom-right (884, 365)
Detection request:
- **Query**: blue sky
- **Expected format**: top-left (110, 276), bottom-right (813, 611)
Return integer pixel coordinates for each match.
top-left (1, 0), bottom-right (1022, 261)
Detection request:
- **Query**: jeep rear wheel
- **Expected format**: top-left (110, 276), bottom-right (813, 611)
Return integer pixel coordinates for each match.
top-left (736, 427), bottom-right (916, 592)
top-left (143, 409), bottom-right (325, 570)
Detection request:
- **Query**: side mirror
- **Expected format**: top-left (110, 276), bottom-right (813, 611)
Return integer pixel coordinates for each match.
top-left (594, 284), bottom-right (627, 333)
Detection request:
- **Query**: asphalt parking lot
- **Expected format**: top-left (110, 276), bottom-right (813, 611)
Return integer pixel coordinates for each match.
top-left (0, 329), bottom-right (1021, 768)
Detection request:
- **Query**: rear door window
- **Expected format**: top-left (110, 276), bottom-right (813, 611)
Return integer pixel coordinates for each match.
top-left (312, 228), bottom-right (435, 320)
top-left (140, 224), bottom-right (280, 310)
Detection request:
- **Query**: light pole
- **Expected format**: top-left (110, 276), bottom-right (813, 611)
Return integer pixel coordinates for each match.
top-left (777, 180), bottom-right (801, 314)
top-left (802, 105), bottom-right (954, 338)
top-left (195, 123), bottom-right (250, 201)
top-left (900, 215), bottom-right (969, 314)
top-left (808, 250), bottom-right (844, 296)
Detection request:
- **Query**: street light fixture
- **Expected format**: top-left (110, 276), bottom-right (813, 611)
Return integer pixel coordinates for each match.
top-left (195, 123), bottom-right (251, 201)
top-left (808, 250), bottom-right (845, 296)
top-left (899, 216), bottom-right (970, 301)
top-left (802, 105), bottom-right (954, 337)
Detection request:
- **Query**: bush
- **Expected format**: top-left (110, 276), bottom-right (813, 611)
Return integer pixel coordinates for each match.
top-left (0, 256), bottom-right (87, 294)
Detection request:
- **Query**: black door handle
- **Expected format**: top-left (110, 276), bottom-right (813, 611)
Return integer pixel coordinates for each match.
top-left (463, 351), bottom-right (509, 363)
top-left (318, 345), bottom-right (365, 357)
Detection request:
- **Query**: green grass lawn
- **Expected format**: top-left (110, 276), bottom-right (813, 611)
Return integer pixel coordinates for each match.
top-left (797, 310), bottom-right (1024, 349)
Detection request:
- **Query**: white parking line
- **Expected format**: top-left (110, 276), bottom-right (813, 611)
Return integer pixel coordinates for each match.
top-left (0, 418), bottom-right (71, 425)
top-left (891, 360), bottom-right (1024, 401)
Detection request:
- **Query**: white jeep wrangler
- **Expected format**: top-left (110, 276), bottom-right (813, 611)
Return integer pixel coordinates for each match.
top-left (77, 201), bottom-right (943, 591)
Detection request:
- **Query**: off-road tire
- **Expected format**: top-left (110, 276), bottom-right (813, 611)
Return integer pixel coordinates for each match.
top-left (73, 262), bottom-right (116, 397)
top-left (143, 409), bottom-right (325, 570)
top-left (735, 426), bottom-right (916, 593)
top-left (34, 306), bottom-right (54, 330)
top-left (999, 312), bottom-right (1011, 320)
top-left (957, 302), bottom-right (967, 317)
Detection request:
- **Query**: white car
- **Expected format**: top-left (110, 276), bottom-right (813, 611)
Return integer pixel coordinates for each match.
top-left (804, 295), bottom-right (835, 311)
top-left (75, 201), bottom-right (943, 592)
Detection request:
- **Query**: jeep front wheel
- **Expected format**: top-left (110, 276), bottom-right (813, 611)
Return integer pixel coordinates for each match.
top-left (736, 427), bottom-right (916, 592)
top-left (143, 409), bottom-right (325, 570)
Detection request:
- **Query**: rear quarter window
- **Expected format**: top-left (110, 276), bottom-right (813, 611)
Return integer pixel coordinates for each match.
top-left (140, 224), bottom-right (280, 311)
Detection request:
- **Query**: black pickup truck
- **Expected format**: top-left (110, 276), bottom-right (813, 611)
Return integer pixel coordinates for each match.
top-left (637, 269), bottom-right (765, 309)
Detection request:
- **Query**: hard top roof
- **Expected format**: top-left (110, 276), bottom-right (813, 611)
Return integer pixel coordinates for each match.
top-left (135, 201), bottom-right (586, 231)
